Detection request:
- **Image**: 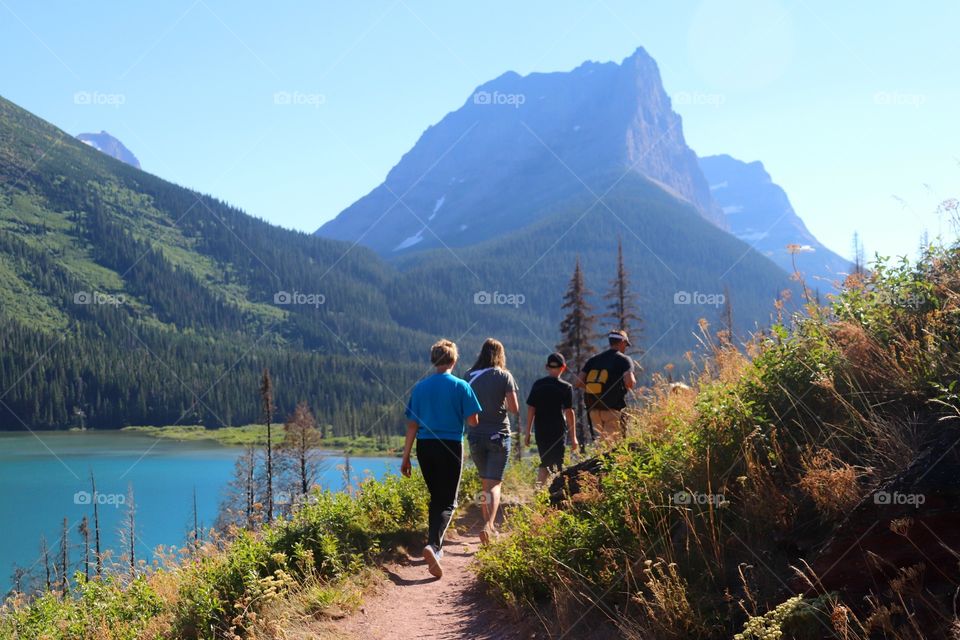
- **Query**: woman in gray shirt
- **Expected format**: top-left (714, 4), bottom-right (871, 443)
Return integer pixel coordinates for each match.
top-left (466, 338), bottom-right (519, 543)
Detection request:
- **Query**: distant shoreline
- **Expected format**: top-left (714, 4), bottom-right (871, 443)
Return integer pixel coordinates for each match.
top-left (116, 425), bottom-right (405, 457)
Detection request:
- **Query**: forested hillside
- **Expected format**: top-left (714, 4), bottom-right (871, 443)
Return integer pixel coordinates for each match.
top-left (0, 94), bottom-right (799, 432)
top-left (0, 95), bottom-right (426, 432)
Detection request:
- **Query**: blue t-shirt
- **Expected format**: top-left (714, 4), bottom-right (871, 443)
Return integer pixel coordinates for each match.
top-left (405, 372), bottom-right (483, 441)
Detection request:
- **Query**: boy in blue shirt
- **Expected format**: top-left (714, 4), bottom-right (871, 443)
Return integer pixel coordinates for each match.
top-left (402, 339), bottom-right (482, 578)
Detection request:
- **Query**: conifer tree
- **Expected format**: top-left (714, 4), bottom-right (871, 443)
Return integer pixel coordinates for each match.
top-left (59, 517), bottom-right (69, 594)
top-left (260, 368), bottom-right (275, 523)
top-left (558, 256), bottom-right (597, 372)
top-left (604, 238), bottom-right (642, 355)
top-left (78, 516), bottom-right (90, 582)
top-left (89, 471), bottom-right (102, 578)
top-left (557, 257), bottom-right (597, 445)
top-left (280, 401), bottom-right (323, 497)
top-left (850, 231), bottom-right (866, 277)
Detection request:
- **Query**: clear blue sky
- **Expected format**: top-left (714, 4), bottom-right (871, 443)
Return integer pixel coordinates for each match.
top-left (2, 0), bottom-right (957, 261)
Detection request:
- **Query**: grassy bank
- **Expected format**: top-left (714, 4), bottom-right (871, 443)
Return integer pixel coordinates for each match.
top-left (121, 425), bottom-right (406, 456)
top-left (474, 244), bottom-right (960, 638)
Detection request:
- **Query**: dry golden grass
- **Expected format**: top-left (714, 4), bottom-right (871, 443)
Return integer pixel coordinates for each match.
top-left (796, 448), bottom-right (863, 519)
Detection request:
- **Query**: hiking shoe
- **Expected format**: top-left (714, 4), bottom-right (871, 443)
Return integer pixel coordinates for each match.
top-left (423, 545), bottom-right (443, 578)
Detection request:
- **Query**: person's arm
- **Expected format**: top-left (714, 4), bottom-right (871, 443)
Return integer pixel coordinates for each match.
top-left (575, 370), bottom-right (586, 389)
top-left (624, 369), bottom-right (637, 391)
top-left (506, 390), bottom-right (520, 415)
top-left (564, 407), bottom-right (578, 451)
top-left (463, 383), bottom-right (483, 428)
top-left (524, 406), bottom-right (535, 446)
top-left (400, 420), bottom-right (418, 477)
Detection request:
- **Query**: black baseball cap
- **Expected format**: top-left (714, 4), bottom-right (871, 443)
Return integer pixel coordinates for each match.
top-left (546, 352), bottom-right (566, 368)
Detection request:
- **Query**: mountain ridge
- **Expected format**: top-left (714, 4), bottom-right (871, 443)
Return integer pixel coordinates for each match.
top-left (700, 153), bottom-right (850, 292)
top-left (316, 47), bottom-right (726, 254)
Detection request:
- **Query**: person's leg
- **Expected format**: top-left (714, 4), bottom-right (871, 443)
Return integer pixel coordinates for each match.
top-left (536, 465), bottom-right (549, 485)
top-left (416, 439), bottom-right (443, 550)
top-left (432, 439), bottom-right (463, 551)
top-left (481, 478), bottom-right (501, 529)
top-left (468, 436), bottom-right (490, 525)
top-left (589, 410), bottom-right (617, 442)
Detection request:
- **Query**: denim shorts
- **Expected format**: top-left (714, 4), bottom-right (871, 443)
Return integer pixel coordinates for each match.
top-left (468, 433), bottom-right (511, 480)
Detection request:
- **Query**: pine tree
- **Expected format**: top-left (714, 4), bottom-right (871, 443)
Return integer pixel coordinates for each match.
top-left (122, 484), bottom-right (137, 580)
top-left (604, 238), bottom-right (642, 355)
top-left (40, 535), bottom-right (51, 591)
top-left (557, 257), bottom-right (597, 446)
top-left (280, 401), bottom-right (323, 498)
top-left (260, 368), bottom-right (275, 524)
top-left (59, 517), bottom-right (69, 594)
top-left (557, 256), bottom-right (597, 372)
top-left (217, 445), bottom-right (259, 530)
top-left (90, 470), bottom-right (102, 578)
top-left (719, 285), bottom-right (734, 346)
top-left (78, 516), bottom-right (90, 582)
top-left (850, 232), bottom-right (866, 277)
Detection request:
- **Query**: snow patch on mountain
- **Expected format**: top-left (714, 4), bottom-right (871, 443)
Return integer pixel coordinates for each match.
top-left (428, 195), bottom-right (446, 221)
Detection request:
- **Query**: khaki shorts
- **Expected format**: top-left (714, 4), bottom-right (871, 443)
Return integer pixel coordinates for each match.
top-left (588, 408), bottom-right (624, 442)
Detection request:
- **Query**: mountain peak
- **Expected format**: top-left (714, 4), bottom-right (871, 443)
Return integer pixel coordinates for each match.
top-left (319, 45), bottom-right (725, 252)
top-left (76, 131), bottom-right (141, 169)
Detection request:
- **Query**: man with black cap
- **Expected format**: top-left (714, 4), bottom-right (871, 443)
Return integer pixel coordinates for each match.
top-left (524, 352), bottom-right (579, 485)
top-left (578, 329), bottom-right (636, 442)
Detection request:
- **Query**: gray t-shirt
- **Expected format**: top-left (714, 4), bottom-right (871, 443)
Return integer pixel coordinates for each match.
top-left (466, 367), bottom-right (519, 436)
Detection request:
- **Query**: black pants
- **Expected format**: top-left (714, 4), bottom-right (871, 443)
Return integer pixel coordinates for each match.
top-left (417, 438), bottom-right (463, 551)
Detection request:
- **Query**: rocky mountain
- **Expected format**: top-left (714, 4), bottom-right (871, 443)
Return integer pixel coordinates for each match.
top-left (317, 47), bottom-right (725, 254)
top-left (76, 130), bottom-right (141, 169)
top-left (700, 154), bottom-right (850, 293)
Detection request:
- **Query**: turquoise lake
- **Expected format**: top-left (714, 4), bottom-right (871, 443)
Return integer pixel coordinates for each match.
top-left (0, 431), bottom-right (398, 593)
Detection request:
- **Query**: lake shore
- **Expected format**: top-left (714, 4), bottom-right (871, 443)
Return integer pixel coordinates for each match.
top-left (119, 424), bottom-right (405, 456)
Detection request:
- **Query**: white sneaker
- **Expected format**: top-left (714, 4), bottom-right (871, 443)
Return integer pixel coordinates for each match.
top-left (423, 544), bottom-right (443, 578)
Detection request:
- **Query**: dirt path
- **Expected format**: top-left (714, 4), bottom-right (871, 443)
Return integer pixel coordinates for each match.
top-left (315, 523), bottom-right (531, 640)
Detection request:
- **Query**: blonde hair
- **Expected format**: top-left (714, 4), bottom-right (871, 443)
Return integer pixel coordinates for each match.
top-left (469, 338), bottom-right (507, 372)
top-left (430, 339), bottom-right (458, 367)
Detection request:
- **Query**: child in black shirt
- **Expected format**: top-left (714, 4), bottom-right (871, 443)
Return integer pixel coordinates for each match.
top-left (524, 352), bottom-right (579, 484)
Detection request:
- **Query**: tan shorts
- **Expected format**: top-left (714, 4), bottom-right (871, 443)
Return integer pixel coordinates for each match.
top-left (588, 408), bottom-right (624, 442)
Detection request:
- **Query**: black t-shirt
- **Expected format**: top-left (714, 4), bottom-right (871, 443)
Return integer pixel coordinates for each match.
top-left (526, 376), bottom-right (573, 442)
top-left (581, 348), bottom-right (634, 410)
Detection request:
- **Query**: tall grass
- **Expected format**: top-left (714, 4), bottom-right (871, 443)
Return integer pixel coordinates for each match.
top-left (475, 240), bottom-right (960, 638)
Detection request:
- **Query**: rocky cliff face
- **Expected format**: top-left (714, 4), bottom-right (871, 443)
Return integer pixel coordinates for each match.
top-left (317, 47), bottom-right (724, 254)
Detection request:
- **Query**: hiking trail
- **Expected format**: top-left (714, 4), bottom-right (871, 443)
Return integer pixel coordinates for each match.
top-left (301, 522), bottom-right (531, 640)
